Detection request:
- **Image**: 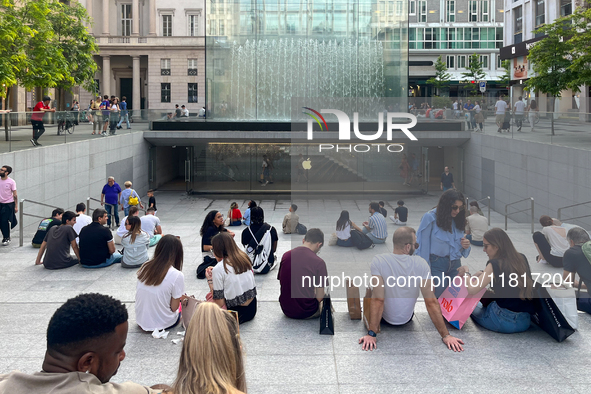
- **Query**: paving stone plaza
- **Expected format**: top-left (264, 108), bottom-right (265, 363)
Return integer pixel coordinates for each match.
top-left (1, 191), bottom-right (590, 393)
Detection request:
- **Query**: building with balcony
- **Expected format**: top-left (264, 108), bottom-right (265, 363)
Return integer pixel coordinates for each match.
top-left (408, 0), bottom-right (506, 100)
top-left (80, 0), bottom-right (206, 113)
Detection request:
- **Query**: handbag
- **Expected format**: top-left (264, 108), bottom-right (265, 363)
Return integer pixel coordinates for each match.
top-left (196, 256), bottom-right (218, 279)
top-left (346, 279), bottom-right (361, 320)
top-left (531, 283), bottom-right (576, 342)
top-left (576, 280), bottom-right (591, 314)
top-left (350, 229), bottom-right (373, 250)
top-left (319, 295), bottom-right (334, 335)
top-left (296, 223), bottom-right (307, 235)
top-left (328, 233), bottom-right (338, 246)
top-left (128, 190), bottom-right (139, 206)
top-left (181, 296), bottom-right (203, 329)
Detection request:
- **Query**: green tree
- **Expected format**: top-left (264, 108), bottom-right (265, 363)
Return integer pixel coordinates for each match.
top-left (426, 55), bottom-right (452, 95)
top-left (0, 0), bottom-right (31, 100)
top-left (526, 18), bottom-right (576, 135)
top-left (565, 5), bottom-right (591, 88)
top-left (499, 59), bottom-right (511, 89)
top-left (461, 54), bottom-right (485, 95)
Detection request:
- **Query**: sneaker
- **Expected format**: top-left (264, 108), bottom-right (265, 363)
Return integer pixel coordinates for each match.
top-left (30, 139), bottom-right (36, 146)
top-left (518, 126), bottom-right (522, 131)
top-left (497, 128), bottom-right (501, 133)
top-left (370, 244), bottom-right (376, 249)
top-left (2, 238), bottom-right (9, 246)
top-left (35, 141), bottom-right (42, 146)
top-left (89, 122), bottom-right (93, 125)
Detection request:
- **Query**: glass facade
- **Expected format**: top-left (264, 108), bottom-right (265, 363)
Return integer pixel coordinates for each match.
top-left (409, 27), bottom-right (503, 50)
top-left (205, 0), bottom-right (408, 121)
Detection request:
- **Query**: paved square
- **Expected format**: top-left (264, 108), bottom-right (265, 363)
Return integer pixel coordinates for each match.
top-left (1, 192), bottom-right (589, 393)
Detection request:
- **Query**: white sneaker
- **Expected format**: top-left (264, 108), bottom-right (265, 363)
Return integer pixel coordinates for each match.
top-left (2, 238), bottom-right (9, 246)
top-left (89, 122), bottom-right (93, 125)
top-left (389, 215), bottom-right (396, 222)
top-left (537, 258), bottom-right (548, 264)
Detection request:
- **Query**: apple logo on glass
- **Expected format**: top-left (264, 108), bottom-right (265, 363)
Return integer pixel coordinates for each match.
top-left (302, 158), bottom-right (312, 170)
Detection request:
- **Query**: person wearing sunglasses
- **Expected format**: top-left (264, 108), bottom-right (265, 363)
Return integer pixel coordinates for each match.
top-left (416, 189), bottom-right (471, 297)
top-left (359, 227), bottom-right (465, 352)
top-left (172, 303), bottom-right (246, 394)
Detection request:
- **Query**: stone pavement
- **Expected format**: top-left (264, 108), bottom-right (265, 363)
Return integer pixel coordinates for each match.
top-left (1, 191), bottom-right (590, 393)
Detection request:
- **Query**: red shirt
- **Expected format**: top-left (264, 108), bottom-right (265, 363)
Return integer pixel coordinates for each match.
top-left (278, 246), bottom-right (328, 319)
top-left (32, 102), bottom-right (49, 122)
top-left (231, 208), bottom-right (242, 220)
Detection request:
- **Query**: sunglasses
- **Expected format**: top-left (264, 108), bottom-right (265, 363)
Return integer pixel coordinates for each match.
top-left (406, 242), bottom-right (419, 249)
top-left (451, 205), bottom-right (464, 211)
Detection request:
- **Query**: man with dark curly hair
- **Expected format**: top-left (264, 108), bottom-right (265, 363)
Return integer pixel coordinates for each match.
top-left (0, 293), bottom-right (169, 393)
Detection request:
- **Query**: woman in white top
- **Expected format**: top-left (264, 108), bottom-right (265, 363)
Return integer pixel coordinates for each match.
top-left (335, 210), bottom-right (363, 247)
top-left (135, 235), bottom-right (186, 331)
top-left (474, 101), bottom-right (484, 132)
top-left (121, 216), bottom-right (150, 268)
top-left (108, 97), bottom-right (120, 135)
top-left (210, 232), bottom-right (257, 324)
top-left (533, 215), bottom-right (569, 267)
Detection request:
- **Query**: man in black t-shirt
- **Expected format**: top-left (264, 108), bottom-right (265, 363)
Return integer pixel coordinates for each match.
top-left (79, 208), bottom-right (122, 268)
top-left (390, 200), bottom-right (408, 225)
top-left (440, 166), bottom-right (455, 191)
top-left (563, 227), bottom-right (591, 289)
top-left (32, 208), bottom-right (64, 247)
top-left (378, 201), bottom-right (387, 218)
top-left (147, 189), bottom-right (157, 212)
top-left (34, 211), bottom-right (80, 270)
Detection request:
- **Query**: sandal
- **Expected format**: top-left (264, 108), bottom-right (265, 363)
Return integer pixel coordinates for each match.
top-left (91, 132), bottom-right (96, 135)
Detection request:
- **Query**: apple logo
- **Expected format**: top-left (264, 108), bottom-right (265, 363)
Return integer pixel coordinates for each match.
top-left (302, 158), bottom-right (312, 170)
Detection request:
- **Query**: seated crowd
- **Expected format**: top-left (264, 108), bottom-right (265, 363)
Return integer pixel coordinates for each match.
top-left (11, 191), bottom-right (591, 392)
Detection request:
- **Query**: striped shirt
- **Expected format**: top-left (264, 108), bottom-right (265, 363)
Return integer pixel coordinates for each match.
top-left (368, 212), bottom-right (388, 240)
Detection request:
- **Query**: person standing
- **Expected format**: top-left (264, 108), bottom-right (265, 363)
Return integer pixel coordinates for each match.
top-left (116, 96), bottom-right (131, 130)
top-left (474, 101), bottom-right (484, 132)
top-left (399, 154), bottom-right (410, 186)
top-left (463, 99), bottom-right (475, 131)
top-left (101, 176), bottom-right (122, 227)
top-left (108, 97), bottom-right (120, 135)
top-left (120, 181), bottom-right (143, 217)
top-left (440, 166), bottom-right (455, 191)
top-left (91, 97), bottom-right (102, 134)
top-left (495, 95), bottom-right (508, 133)
top-left (416, 189), bottom-right (471, 297)
top-left (527, 99), bottom-right (538, 132)
top-left (0, 165), bottom-right (18, 246)
top-left (514, 96), bottom-right (526, 132)
top-left (99, 95), bottom-right (111, 136)
top-left (147, 189), bottom-right (157, 212)
top-left (31, 96), bottom-right (56, 146)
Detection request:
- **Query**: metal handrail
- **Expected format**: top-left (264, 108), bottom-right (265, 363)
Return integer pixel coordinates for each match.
top-left (504, 197), bottom-right (535, 234)
top-left (557, 200), bottom-right (591, 222)
top-left (18, 199), bottom-right (63, 247)
top-left (87, 197), bottom-right (117, 230)
top-left (466, 196), bottom-right (491, 226)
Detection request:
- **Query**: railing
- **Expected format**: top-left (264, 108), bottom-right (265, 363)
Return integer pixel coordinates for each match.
top-left (466, 196), bottom-right (491, 226)
top-left (557, 200), bottom-right (591, 222)
top-left (18, 199), bottom-right (62, 247)
top-left (504, 197), bottom-right (535, 234)
top-left (87, 197), bottom-right (117, 230)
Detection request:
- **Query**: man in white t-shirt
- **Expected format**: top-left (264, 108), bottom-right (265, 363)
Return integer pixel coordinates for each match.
top-left (513, 96), bottom-right (526, 132)
top-left (115, 206), bottom-right (139, 244)
top-left (358, 227), bottom-right (465, 352)
top-left (140, 207), bottom-right (162, 247)
top-left (495, 96), bottom-right (508, 133)
top-left (72, 203), bottom-right (93, 245)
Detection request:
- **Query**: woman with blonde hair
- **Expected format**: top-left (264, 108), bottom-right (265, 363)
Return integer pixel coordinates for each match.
top-left (172, 302), bottom-right (246, 394)
top-left (227, 202), bottom-right (243, 226)
top-left (121, 215), bottom-right (150, 268)
top-left (135, 235), bottom-right (186, 331)
top-left (210, 232), bottom-right (257, 323)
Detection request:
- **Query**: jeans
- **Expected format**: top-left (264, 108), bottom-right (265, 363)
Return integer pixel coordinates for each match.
top-left (82, 253), bottom-right (123, 268)
top-left (336, 237), bottom-right (354, 247)
top-left (31, 120), bottom-right (45, 140)
top-left (471, 301), bottom-right (531, 333)
top-left (0, 202), bottom-right (15, 240)
top-left (105, 204), bottom-right (119, 227)
top-left (443, 186), bottom-right (452, 191)
top-left (149, 234), bottom-right (162, 247)
top-left (466, 234), bottom-right (483, 246)
top-left (533, 231), bottom-right (563, 267)
top-left (429, 254), bottom-right (461, 298)
top-left (117, 113), bottom-right (130, 128)
top-left (124, 206), bottom-right (130, 217)
top-left (362, 227), bottom-right (386, 244)
top-left (515, 114), bottom-right (524, 129)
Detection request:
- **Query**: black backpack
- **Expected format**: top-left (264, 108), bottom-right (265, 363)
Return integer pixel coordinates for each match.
top-left (350, 229), bottom-right (373, 250)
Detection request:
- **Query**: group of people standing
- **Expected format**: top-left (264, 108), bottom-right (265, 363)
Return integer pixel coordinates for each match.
top-left (88, 95), bottom-right (131, 136)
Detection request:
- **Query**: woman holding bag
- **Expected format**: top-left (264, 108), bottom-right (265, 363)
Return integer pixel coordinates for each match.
top-left (466, 228), bottom-right (535, 333)
top-left (120, 181), bottom-right (143, 216)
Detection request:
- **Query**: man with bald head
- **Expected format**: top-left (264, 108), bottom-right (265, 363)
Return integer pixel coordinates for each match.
top-left (359, 226), bottom-right (465, 352)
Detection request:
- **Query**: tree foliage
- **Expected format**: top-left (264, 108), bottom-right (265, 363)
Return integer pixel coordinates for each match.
top-left (0, 0), bottom-right (98, 98)
top-left (461, 54), bottom-right (485, 94)
top-left (426, 55), bottom-right (452, 94)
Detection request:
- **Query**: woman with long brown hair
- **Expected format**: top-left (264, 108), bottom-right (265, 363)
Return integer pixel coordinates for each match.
top-left (135, 235), bottom-right (186, 331)
top-left (120, 215), bottom-right (150, 268)
top-left (466, 228), bottom-right (534, 333)
top-left (172, 302), bottom-right (246, 394)
top-left (209, 232), bottom-right (257, 324)
top-left (416, 189), bottom-right (471, 297)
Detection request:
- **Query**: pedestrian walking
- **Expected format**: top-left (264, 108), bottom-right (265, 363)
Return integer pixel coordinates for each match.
top-left (0, 165), bottom-right (18, 246)
top-left (31, 96), bottom-right (56, 146)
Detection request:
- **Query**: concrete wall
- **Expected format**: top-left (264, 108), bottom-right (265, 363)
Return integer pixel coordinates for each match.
top-left (463, 133), bottom-right (591, 229)
top-left (152, 146), bottom-right (181, 189)
top-left (0, 132), bottom-right (150, 236)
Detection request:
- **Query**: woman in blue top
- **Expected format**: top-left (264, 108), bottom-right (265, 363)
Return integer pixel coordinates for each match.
top-left (416, 189), bottom-right (471, 297)
top-left (242, 200), bottom-right (256, 226)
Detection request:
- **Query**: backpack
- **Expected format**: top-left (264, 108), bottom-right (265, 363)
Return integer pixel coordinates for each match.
top-left (245, 224), bottom-right (273, 273)
top-left (350, 229), bottom-right (373, 250)
top-left (296, 223), bottom-right (307, 235)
